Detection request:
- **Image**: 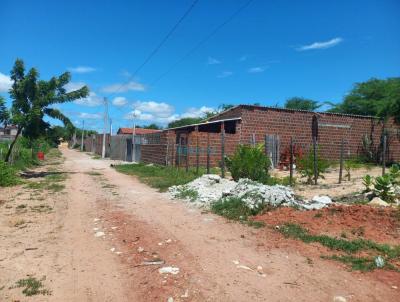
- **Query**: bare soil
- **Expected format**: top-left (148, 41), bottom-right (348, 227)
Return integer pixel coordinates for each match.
top-left (273, 165), bottom-right (383, 200)
top-left (1, 146), bottom-right (399, 301)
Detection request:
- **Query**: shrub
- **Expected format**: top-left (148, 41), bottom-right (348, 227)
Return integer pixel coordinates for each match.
top-left (225, 144), bottom-right (271, 183)
top-left (388, 164), bottom-right (400, 185)
top-left (0, 161), bottom-right (19, 186)
top-left (374, 174), bottom-right (396, 203)
top-left (297, 148), bottom-right (329, 184)
top-left (362, 175), bottom-right (373, 192)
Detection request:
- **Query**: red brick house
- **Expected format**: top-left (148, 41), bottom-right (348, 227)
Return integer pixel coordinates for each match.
top-left (138, 105), bottom-right (400, 167)
top-left (117, 128), bottom-right (161, 135)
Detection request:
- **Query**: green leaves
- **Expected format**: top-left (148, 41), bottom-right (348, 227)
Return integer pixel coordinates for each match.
top-left (225, 144), bottom-right (271, 183)
top-left (284, 97), bottom-right (321, 111)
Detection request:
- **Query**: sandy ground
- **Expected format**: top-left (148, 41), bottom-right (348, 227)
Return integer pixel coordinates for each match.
top-left (1, 146), bottom-right (399, 301)
top-left (272, 166), bottom-right (384, 200)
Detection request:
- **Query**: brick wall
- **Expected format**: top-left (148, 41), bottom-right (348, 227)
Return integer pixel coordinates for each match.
top-left (139, 106), bottom-right (400, 166)
top-left (239, 106), bottom-right (400, 162)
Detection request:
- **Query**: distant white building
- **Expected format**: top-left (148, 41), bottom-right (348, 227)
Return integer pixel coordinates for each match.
top-left (0, 125), bottom-right (18, 141)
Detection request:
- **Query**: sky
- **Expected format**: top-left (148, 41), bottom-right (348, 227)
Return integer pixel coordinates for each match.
top-left (0, 0), bottom-right (399, 132)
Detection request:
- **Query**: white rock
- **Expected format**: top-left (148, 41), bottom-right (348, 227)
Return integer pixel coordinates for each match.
top-left (333, 296), bottom-right (347, 302)
top-left (137, 247), bottom-right (145, 253)
top-left (375, 255), bottom-right (385, 268)
top-left (312, 195), bottom-right (332, 204)
top-left (167, 297), bottom-right (174, 302)
top-left (368, 197), bottom-right (389, 207)
top-left (94, 231), bottom-right (105, 237)
top-left (159, 266), bottom-right (180, 275)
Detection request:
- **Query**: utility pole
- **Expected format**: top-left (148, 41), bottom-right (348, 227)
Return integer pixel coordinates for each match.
top-left (80, 120), bottom-right (85, 151)
top-left (109, 118), bottom-right (113, 136)
top-left (102, 97), bottom-right (108, 159)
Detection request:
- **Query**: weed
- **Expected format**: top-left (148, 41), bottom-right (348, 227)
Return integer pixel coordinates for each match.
top-left (350, 226), bottom-right (365, 237)
top-left (92, 155), bottom-right (101, 159)
top-left (322, 255), bottom-right (377, 271)
top-left (175, 187), bottom-right (199, 201)
top-left (114, 163), bottom-right (218, 192)
top-left (16, 204), bottom-right (27, 209)
top-left (0, 161), bottom-right (19, 187)
top-left (278, 223), bottom-right (400, 257)
top-left (313, 212), bottom-right (323, 218)
top-left (12, 276), bottom-right (51, 296)
top-left (340, 232), bottom-right (348, 238)
top-left (46, 183), bottom-right (65, 192)
top-left (245, 220), bottom-right (265, 228)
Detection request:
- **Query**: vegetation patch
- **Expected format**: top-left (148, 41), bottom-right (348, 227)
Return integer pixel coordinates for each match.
top-left (12, 276), bottom-right (51, 296)
top-left (279, 223), bottom-right (400, 271)
top-left (211, 196), bottom-right (265, 228)
top-left (86, 171), bottom-right (102, 176)
top-left (31, 204), bottom-right (53, 213)
top-left (113, 163), bottom-right (218, 192)
top-left (0, 161), bottom-right (19, 187)
top-left (174, 187), bottom-right (199, 201)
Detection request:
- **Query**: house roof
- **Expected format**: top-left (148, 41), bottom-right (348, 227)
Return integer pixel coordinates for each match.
top-left (117, 127), bottom-right (162, 135)
top-left (207, 104), bottom-right (379, 121)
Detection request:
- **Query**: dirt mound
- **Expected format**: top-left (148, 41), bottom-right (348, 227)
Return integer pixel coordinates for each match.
top-left (255, 205), bottom-right (400, 245)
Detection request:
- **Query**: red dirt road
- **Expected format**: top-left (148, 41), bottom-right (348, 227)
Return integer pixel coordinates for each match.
top-left (1, 146), bottom-right (399, 301)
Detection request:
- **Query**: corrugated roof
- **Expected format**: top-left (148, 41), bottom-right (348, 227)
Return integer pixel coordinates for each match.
top-left (117, 128), bottom-right (162, 135)
top-left (166, 117), bottom-right (241, 131)
top-left (208, 104), bottom-right (379, 120)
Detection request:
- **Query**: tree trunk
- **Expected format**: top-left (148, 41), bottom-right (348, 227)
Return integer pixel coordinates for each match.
top-left (5, 127), bottom-right (22, 163)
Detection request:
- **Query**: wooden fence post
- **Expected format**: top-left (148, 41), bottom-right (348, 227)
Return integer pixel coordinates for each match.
top-left (313, 136), bottom-right (318, 185)
top-left (195, 126), bottom-right (199, 174)
top-left (382, 134), bottom-right (387, 176)
top-left (289, 137), bottom-right (294, 186)
top-left (207, 132), bottom-right (210, 174)
top-left (185, 133), bottom-right (189, 172)
top-left (221, 123), bottom-right (225, 178)
top-left (339, 138), bottom-right (344, 184)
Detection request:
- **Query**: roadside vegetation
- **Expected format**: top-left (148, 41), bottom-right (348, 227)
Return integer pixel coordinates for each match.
top-left (12, 276), bottom-right (51, 296)
top-left (113, 163), bottom-right (218, 191)
top-left (279, 223), bottom-right (400, 271)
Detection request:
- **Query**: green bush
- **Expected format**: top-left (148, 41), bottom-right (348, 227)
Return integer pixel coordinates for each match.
top-left (362, 175), bottom-right (373, 192)
top-left (297, 148), bottom-right (329, 184)
top-left (225, 144), bottom-right (271, 183)
top-left (374, 174), bottom-right (396, 203)
top-left (0, 161), bottom-right (19, 186)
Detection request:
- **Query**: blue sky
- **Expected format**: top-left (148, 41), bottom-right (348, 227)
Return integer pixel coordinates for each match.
top-left (1, 0), bottom-right (399, 132)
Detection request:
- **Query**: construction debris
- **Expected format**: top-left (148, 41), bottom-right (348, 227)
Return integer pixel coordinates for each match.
top-left (169, 175), bottom-right (332, 211)
top-left (159, 266), bottom-right (180, 275)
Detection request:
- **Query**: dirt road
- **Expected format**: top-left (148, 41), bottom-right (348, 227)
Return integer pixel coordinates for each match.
top-left (1, 146), bottom-right (399, 301)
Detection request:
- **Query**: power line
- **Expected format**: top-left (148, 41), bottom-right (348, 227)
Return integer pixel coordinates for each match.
top-left (150, 0), bottom-right (255, 86)
top-left (106, 0), bottom-right (200, 99)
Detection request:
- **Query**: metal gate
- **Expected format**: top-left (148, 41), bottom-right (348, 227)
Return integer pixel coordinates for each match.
top-left (126, 138), bottom-right (133, 162)
top-left (265, 134), bottom-right (280, 168)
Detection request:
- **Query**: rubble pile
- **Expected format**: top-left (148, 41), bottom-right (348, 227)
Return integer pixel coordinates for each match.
top-left (169, 175), bottom-right (332, 210)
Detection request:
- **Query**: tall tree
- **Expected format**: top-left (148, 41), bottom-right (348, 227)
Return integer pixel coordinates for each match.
top-left (284, 97), bottom-right (320, 111)
top-left (5, 59), bottom-right (89, 162)
top-left (329, 78), bottom-right (400, 122)
top-left (0, 96), bottom-right (10, 127)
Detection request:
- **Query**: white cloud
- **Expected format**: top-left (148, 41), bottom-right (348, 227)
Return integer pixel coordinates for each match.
top-left (217, 71), bottom-right (233, 78)
top-left (181, 106), bottom-right (215, 118)
top-left (101, 81), bottom-right (145, 93)
top-left (78, 112), bottom-right (103, 119)
top-left (64, 81), bottom-right (86, 93)
top-left (0, 72), bottom-right (13, 92)
top-left (207, 57), bottom-right (221, 65)
top-left (68, 66), bottom-right (96, 73)
top-left (297, 37), bottom-right (343, 51)
top-left (123, 101), bottom-right (215, 126)
top-left (248, 67), bottom-right (265, 73)
top-left (112, 96), bottom-right (128, 107)
top-left (74, 92), bottom-right (103, 107)
top-left (133, 101), bottom-right (174, 118)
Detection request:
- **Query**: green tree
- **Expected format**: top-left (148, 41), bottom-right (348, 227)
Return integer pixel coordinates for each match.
top-left (0, 96), bottom-right (10, 127)
top-left (142, 123), bottom-right (162, 130)
top-left (329, 78), bottom-right (400, 122)
top-left (167, 117), bottom-right (203, 128)
top-left (5, 59), bottom-right (89, 162)
top-left (284, 97), bottom-right (320, 111)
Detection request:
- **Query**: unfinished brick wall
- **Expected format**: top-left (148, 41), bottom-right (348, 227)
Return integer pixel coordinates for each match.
top-left (239, 106), bottom-right (399, 162)
top-left (138, 106), bottom-right (400, 167)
